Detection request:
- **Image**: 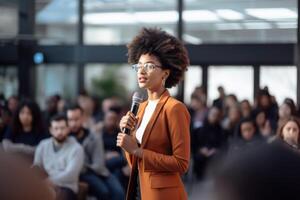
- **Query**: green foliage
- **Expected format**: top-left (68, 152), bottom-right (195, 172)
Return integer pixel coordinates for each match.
top-left (91, 66), bottom-right (128, 100)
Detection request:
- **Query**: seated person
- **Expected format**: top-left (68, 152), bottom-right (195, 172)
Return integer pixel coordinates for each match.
top-left (230, 117), bottom-right (262, 152)
top-left (276, 116), bottom-right (300, 149)
top-left (67, 105), bottom-right (124, 200)
top-left (3, 99), bottom-right (47, 160)
top-left (33, 114), bottom-right (84, 200)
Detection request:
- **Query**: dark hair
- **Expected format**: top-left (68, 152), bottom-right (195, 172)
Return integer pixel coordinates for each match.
top-left (277, 116), bottom-right (300, 145)
top-left (12, 99), bottom-right (44, 137)
top-left (127, 27), bottom-right (189, 88)
top-left (50, 114), bottom-right (68, 125)
top-left (66, 104), bottom-right (83, 114)
top-left (235, 117), bottom-right (257, 138)
top-left (282, 98), bottom-right (297, 116)
top-left (209, 143), bottom-right (300, 200)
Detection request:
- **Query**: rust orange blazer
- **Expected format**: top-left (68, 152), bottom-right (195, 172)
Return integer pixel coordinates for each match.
top-left (125, 90), bottom-right (191, 200)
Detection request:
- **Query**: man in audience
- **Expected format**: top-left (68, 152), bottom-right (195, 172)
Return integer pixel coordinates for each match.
top-left (67, 105), bottom-right (124, 200)
top-left (33, 114), bottom-right (84, 200)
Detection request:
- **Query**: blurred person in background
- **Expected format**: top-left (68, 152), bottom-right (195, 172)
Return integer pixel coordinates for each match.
top-left (7, 95), bottom-right (19, 115)
top-left (34, 114), bottom-right (84, 200)
top-left (0, 149), bottom-right (55, 200)
top-left (278, 98), bottom-right (297, 129)
top-left (254, 88), bottom-right (278, 132)
top-left (189, 92), bottom-right (209, 130)
top-left (276, 116), bottom-right (300, 149)
top-left (43, 95), bottom-right (60, 127)
top-left (240, 99), bottom-right (252, 118)
top-left (205, 142), bottom-right (300, 200)
top-left (3, 99), bottom-right (47, 160)
top-left (231, 117), bottom-right (261, 151)
top-left (67, 105), bottom-right (125, 200)
top-left (253, 109), bottom-right (273, 139)
top-left (222, 105), bottom-right (241, 139)
top-left (0, 105), bottom-right (12, 143)
top-left (212, 86), bottom-right (226, 110)
top-left (191, 85), bottom-right (207, 106)
top-left (192, 106), bottom-right (225, 180)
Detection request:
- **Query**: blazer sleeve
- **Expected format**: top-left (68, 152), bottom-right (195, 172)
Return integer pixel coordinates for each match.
top-left (142, 103), bottom-right (191, 174)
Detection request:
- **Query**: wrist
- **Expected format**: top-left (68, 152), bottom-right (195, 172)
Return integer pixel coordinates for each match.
top-left (132, 148), bottom-right (143, 158)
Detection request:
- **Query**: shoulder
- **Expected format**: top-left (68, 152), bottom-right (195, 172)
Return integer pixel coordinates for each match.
top-left (37, 138), bottom-right (51, 149)
top-left (68, 137), bottom-right (84, 152)
top-left (165, 97), bottom-right (189, 113)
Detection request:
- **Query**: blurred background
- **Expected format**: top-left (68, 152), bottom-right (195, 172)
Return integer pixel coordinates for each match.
top-left (0, 0), bottom-right (300, 199)
top-left (0, 0), bottom-right (298, 107)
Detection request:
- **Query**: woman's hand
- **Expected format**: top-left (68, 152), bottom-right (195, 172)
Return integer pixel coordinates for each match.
top-left (116, 133), bottom-right (143, 158)
top-left (119, 111), bottom-right (138, 132)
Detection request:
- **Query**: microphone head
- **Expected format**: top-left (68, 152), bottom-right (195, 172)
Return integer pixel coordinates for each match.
top-left (132, 91), bottom-right (145, 104)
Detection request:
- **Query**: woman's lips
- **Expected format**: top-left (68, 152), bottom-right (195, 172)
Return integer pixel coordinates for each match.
top-left (138, 77), bottom-right (147, 83)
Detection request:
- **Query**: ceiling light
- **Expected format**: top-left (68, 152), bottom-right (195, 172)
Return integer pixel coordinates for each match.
top-left (183, 10), bottom-right (220, 22)
top-left (135, 11), bottom-right (178, 24)
top-left (216, 9), bottom-right (244, 20)
top-left (245, 8), bottom-right (297, 20)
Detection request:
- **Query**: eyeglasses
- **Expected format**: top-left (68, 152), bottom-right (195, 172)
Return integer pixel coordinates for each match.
top-left (132, 62), bottom-right (162, 73)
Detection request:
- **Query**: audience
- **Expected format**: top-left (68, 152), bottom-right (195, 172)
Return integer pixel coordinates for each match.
top-left (3, 99), bottom-right (46, 159)
top-left (192, 106), bottom-right (226, 180)
top-left (67, 105), bottom-right (125, 200)
top-left (33, 114), bottom-right (84, 200)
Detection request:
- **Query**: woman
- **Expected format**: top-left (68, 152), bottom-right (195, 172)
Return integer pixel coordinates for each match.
top-left (116, 28), bottom-right (190, 200)
top-left (276, 117), bottom-right (300, 149)
top-left (3, 99), bottom-right (46, 159)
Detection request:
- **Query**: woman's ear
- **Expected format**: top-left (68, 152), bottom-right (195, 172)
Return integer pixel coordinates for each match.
top-left (164, 70), bottom-right (170, 79)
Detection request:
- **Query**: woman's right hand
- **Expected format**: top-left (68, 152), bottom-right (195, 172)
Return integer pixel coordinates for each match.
top-left (119, 111), bottom-right (139, 132)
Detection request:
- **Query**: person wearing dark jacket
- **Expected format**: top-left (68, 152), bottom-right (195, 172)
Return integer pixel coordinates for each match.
top-left (192, 106), bottom-right (226, 180)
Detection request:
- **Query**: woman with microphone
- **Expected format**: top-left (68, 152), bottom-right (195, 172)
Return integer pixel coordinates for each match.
top-left (117, 28), bottom-right (190, 200)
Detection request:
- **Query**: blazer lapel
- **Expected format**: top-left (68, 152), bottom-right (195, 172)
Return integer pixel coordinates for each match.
top-left (141, 90), bottom-right (170, 148)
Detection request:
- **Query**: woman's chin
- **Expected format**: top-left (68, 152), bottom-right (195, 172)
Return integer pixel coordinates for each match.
top-left (138, 83), bottom-right (147, 88)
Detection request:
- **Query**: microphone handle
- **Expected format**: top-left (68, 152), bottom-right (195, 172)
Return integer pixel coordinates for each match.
top-left (123, 102), bottom-right (139, 134)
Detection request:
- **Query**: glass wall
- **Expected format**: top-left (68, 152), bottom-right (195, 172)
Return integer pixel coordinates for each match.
top-left (184, 66), bottom-right (202, 104)
top-left (0, 67), bottom-right (18, 99)
top-left (0, 1), bottom-right (18, 38)
top-left (35, 0), bottom-right (78, 44)
top-left (83, 0), bottom-right (177, 44)
top-left (36, 64), bottom-right (78, 108)
top-left (208, 66), bottom-right (254, 104)
top-left (84, 64), bottom-right (136, 100)
top-left (260, 66), bottom-right (297, 104)
top-left (184, 0), bottom-right (297, 44)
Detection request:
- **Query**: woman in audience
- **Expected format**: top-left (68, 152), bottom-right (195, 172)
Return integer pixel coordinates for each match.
top-left (3, 99), bottom-right (46, 159)
top-left (278, 98), bottom-right (297, 129)
top-left (222, 105), bottom-right (241, 139)
top-left (192, 106), bottom-right (226, 180)
top-left (253, 109), bottom-right (273, 139)
top-left (276, 117), bottom-right (300, 149)
top-left (240, 99), bottom-right (252, 118)
top-left (231, 117), bottom-right (261, 151)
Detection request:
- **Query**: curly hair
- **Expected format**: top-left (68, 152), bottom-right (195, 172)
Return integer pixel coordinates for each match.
top-left (127, 27), bottom-right (189, 88)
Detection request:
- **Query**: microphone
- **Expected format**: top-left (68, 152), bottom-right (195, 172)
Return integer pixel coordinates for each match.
top-left (123, 91), bottom-right (144, 134)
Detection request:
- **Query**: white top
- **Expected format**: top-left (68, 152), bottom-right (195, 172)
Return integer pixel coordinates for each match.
top-left (136, 99), bottom-right (159, 144)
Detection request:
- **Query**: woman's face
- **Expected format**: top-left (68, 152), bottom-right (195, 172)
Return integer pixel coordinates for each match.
top-left (19, 106), bottom-right (33, 127)
top-left (136, 54), bottom-right (169, 91)
top-left (279, 103), bottom-right (292, 119)
top-left (256, 112), bottom-right (266, 126)
top-left (282, 121), bottom-right (299, 145)
top-left (241, 122), bottom-right (255, 141)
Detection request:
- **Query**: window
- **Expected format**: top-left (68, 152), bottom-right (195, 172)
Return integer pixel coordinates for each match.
top-left (184, 0), bottom-right (297, 44)
top-left (260, 66), bottom-right (297, 104)
top-left (208, 66), bottom-right (253, 104)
